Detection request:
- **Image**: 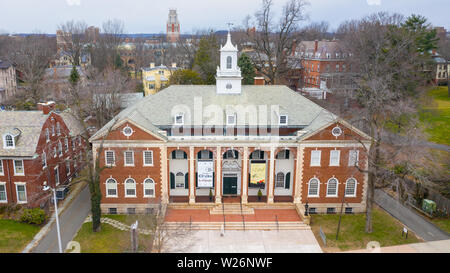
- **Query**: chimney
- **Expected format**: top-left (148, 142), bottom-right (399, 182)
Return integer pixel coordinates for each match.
top-left (254, 77), bottom-right (265, 85)
top-left (171, 63), bottom-right (177, 68)
top-left (150, 63), bottom-right (155, 69)
top-left (37, 101), bottom-right (56, 115)
top-left (314, 40), bottom-right (318, 54)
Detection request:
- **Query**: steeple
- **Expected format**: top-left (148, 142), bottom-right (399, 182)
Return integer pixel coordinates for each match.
top-left (216, 30), bottom-right (242, 94)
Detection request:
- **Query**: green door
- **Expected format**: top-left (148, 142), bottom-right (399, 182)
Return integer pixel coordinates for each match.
top-left (223, 177), bottom-right (237, 195)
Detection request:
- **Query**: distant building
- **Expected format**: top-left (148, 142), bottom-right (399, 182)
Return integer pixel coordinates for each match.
top-left (43, 66), bottom-right (86, 100)
top-left (0, 60), bottom-right (17, 104)
top-left (431, 53), bottom-right (449, 85)
top-left (141, 63), bottom-right (179, 96)
top-left (56, 30), bottom-right (72, 52)
top-left (85, 26), bottom-right (100, 44)
top-left (166, 9), bottom-right (180, 43)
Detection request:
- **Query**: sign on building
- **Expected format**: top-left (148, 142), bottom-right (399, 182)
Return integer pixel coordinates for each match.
top-left (197, 161), bottom-right (214, 188)
top-left (250, 163), bottom-right (266, 186)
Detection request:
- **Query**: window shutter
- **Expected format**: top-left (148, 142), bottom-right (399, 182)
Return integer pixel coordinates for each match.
top-left (286, 150), bottom-right (290, 159)
top-left (234, 150), bottom-right (238, 159)
top-left (170, 172), bottom-right (175, 189)
top-left (195, 172), bottom-right (198, 187)
top-left (213, 172), bottom-right (215, 186)
top-left (185, 173), bottom-right (189, 189)
top-left (285, 172), bottom-right (291, 189)
top-left (260, 151), bottom-right (264, 159)
top-left (171, 150), bottom-right (176, 159)
top-left (184, 152), bottom-right (187, 159)
top-left (209, 151), bottom-right (213, 159)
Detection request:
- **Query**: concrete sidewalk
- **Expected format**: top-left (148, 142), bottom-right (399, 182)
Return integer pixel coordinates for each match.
top-left (345, 239), bottom-right (450, 253)
top-left (374, 189), bottom-right (449, 241)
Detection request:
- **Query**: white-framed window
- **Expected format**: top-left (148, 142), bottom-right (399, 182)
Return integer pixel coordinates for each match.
top-left (58, 141), bottom-right (63, 156)
top-left (279, 115), bottom-right (288, 126)
top-left (64, 138), bottom-right (69, 152)
top-left (45, 128), bottom-right (50, 143)
top-left (329, 150), bottom-right (340, 166)
top-left (143, 178), bottom-right (155, 197)
top-left (71, 138), bottom-right (76, 150)
top-left (53, 147), bottom-right (57, 158)
top-left (276, 149), bottom-right (290, 159)
top-left (0, 182), bottom-right (7, 203)
top-left (227, 56), bottom-right (232, 69)
top-left (326, 178), bottom-right (338, 197)
top-left (124, 150), bottom-right (134, 166)
top-left (42, 152), bottom-right (47, 168)
top-left (175, 114), bottom-right (184, 125)
top-left (78, 136), bottom-right (81, 146)
top-left (275, 172), bottom-right (285, 188)
top-left (56, 122), bottom-right (61, 135)
top-left (143, 151), bottom-right (153, 166)
top-left (106, 178), bottom-right (117, 197)
top-left (175, 172), bottom-right (185, 188)
top-left (13, 160), bottom-right (24, 176)
top-left (65, 160), bottom-right (70, 176)
top-left (310, 150), bottom-right (321, 166)
top-left (0, 160), bottom-right (3, 175)
top-left (308, 178), bottom-right (320, 197)
top-left (227, 114), bottom-right (236, 126)
top-left (105, 150), bottom-right (115, 166)
top-left (345, 178), bottom-right (357, 197)
top-left (73, 156), bottom-right (77, 170)
top-left (3, 134), bottom-right (15, 149)
top-left (52, 124), bottom-right (55, 136)
top-left (15, 183), bottom-right (27, 203)
top-left (173, 150), bottom-right (186, 159)
top-left (348, 150), bottom-right (359, 167)
top-left (125, 178), bottom-right (136, 197)
top-left (122, 126), bottom-right (134, 137)
top-left (54, 166), bottom-right (60, 186)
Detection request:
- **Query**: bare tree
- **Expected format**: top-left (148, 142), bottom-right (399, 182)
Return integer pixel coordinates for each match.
top-left (298, 21), bottom-right (331, 41)
top-left (243, 0), bottom-right (308, 84)
top-left (57, 20), bottom-right (88, 66)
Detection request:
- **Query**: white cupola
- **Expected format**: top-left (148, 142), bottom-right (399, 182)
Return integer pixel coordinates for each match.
top-left (216, 31), bottom-right (242, 94)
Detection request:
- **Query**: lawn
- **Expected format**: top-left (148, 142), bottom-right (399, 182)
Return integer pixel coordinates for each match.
top-left (0, 219), bottom-right (41, 253)
top-left (71, 214), bottom-right (153, 253)
top-left (430, 217), bottom-right (450, 234)
top-left (419, 86), bottom-right (450, 145)
top-left (309, 206), bottom-right (422, 252)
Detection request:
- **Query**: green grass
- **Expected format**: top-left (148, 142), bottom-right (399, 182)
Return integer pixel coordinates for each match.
top-left (310, 206), bottom-right (422, 252)
top-left (0, 219), bottom-right (41, 253)
top-left (419, 87), bottom-right (450, 145)
top-left (430, 217), bottom-right (450, 234)
top-left (72, 215), bottom-right (152, 253)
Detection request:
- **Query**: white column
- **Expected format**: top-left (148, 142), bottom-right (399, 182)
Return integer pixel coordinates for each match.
top-left (242, 146), bottom-right (249, 204)
top-left (189, 146), bottom-right (195, 204)
top-left (160, 146), bottom-right (169, 204)
top-left (267, 147), bottom-right (275, 204)
top-left (294, 145), bottom-right (303, 204)
top-left (215, 146), bottom-right (222, 204)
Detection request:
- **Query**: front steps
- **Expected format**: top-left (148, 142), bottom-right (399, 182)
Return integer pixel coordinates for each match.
top-left (210, 203), bottom-right (254, 215)
top-left (164, 221), bottom-right (309, 231)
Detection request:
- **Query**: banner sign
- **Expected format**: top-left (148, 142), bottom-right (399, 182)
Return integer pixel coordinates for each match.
top-left (197, 161), bottom-right (214, 187)
top-left (250, 163), bottom-right (266, 185)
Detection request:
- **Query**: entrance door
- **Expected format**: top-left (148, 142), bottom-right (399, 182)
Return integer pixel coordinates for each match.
top-left (223, 176), bottom-right (237, 195)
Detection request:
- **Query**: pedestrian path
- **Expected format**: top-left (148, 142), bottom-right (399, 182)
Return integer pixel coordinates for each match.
top-left (84, 215), bottom-right (152, 235)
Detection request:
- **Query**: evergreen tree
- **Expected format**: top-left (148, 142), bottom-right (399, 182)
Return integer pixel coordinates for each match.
top-left (169, 69), bottom-right (204, 85)
top-left (238, 53), bottom-right (255, 85)
top-left (69, 65), bottom-right (80, 87)
top-left (402, 14), bottom-right (438, 54)
top-left (193, 34), bottom-right (219, 84)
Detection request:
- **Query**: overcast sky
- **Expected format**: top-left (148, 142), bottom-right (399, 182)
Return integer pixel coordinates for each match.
top-left (1, 0), bottom-right (449, 34)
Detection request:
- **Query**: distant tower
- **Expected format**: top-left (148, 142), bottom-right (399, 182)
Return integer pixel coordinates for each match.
top-left (166, 9), bottom-right (180, 43)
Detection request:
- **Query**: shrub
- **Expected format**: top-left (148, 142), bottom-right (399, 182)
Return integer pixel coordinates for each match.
top-left (20, 208), bottom-right (47, 225)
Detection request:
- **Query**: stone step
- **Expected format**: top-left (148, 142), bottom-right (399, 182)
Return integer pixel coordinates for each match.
top-left (210, 204), bottom-right (255, 215)
top-left (164, 221), bottom-right (309, 230)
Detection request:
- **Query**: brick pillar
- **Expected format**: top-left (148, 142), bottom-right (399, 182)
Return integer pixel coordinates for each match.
top-left (215, 146), bottom-right (222, 204)
top-left (242, 146), bottom-right (249, 204)
top-left (267, 147), bottom-right (275, 204)
top-left (160, 146), bottom-right (169, 204)
top-left (189, 146), bottom-right (195, 204)
top-left (294, 145), bottom-right (303, 204)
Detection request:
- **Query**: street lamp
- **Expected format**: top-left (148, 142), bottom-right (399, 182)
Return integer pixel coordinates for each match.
top-left (43, 182), bottom-right (63, 253)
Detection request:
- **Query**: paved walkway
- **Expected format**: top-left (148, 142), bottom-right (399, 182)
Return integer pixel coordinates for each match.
top-left (374, 189), bottom-right (450, 241)
top-left (84, 215), bottom-right (152, 235)
top-left (345, 239), bottom-right (450, 253)
top-left (165, 208), bottom-right (301, 222)
top-left (164, 229), bottom-right (322, 253)
top-left (32, 186), bottom-right (91, 253)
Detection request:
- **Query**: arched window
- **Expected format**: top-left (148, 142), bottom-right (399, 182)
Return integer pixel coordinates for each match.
top-left (42, 152), bottom-right (47, 168)
top-left (326, 178), bottom-right (338, 197)
top-left (308, 178), bottom-right (319, 197)
top-left (275, 172), bottom-right (285, 188)
top-left (56, 122), bottom-right (61, 135)
top-left (143, 178), bottom-right (155, 197)
top-left (3, 134), bottom-right (14, 148)
top-left (106, 178), bottom-right (117, 197)
top-left (175, 172), bottom-right (185, 188)
top-left (223, 149), bottom-right (238, 159)
top-left (125, 178), bottom-right (136, 197)
top-left (227, 56), bottom-right (232, 69)
top-left (345, 178), bottom-right (357, 197)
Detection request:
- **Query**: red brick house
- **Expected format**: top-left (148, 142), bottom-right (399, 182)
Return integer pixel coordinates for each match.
top-left (0, 102), bottom-right (86, 207)
top-left (90, 33), bottom-right (372, 216)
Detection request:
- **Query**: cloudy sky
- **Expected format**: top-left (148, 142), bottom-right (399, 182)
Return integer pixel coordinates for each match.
top-left (1, 0), bottom-right (449, 34)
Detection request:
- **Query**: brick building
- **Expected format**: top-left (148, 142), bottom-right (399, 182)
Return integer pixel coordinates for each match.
top-left (166, 9), bottom-right (180, 43)
top-left (0, 102), bottom-right (86, 207)
top-left (90, 33), bottom-right (371, 216)
top-left (0, 60), bottom-right (17, 104)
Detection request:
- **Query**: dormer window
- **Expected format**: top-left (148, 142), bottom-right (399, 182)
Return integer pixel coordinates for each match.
top-left (3, 134), bottom-right (15, 149)
top-left (279, 115), bottom-right (288, 126)
top-left (175, 114), bottom-right (184, 125)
